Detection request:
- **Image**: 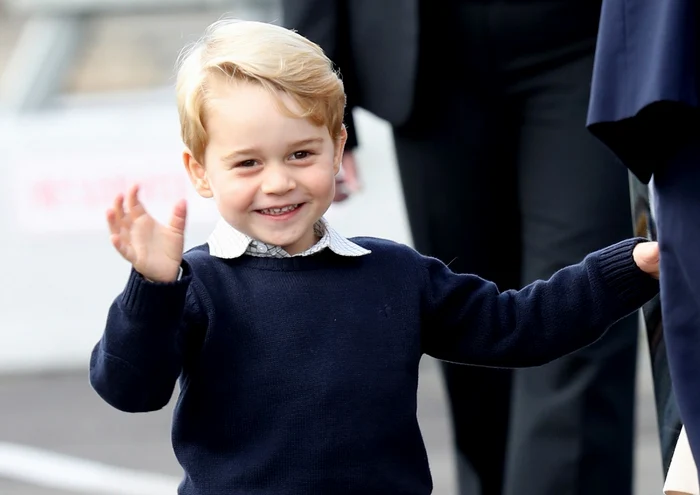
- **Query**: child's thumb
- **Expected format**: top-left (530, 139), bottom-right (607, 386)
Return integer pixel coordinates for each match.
top-left (635, 241), bottom-right (659, 266)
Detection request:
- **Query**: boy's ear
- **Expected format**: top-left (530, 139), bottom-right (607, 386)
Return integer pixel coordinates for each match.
top-left (183, 149), bottom-right (213, 199)
top-left (333, 125), bottom-right (348, 175)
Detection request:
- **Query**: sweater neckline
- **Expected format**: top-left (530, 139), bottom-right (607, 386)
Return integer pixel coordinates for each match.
top-left (211, 247), bottom-right (362, 271)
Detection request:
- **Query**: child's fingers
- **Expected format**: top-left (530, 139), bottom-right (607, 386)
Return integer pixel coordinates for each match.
top-left (106, 208), bottom-right (120, 236)
top-left (126, 184), bottom-right (146, 218)
top-left (169, 199), bottom-right (187, 234)
top-left (110, 233), bottom-right (130, 262)
top-left (110, 233), bottom-right (122, 253)
top-left (633, 241), bottom-right (660, 278)
top-left (111, 226), bottom-right (136, 262)
top-left (113, 194), bottom-right (125, 224)
top-left (640, 241), bottom-right (660, 264)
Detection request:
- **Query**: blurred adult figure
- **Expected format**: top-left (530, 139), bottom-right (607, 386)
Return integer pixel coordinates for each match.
top-left (283, 1), bottom-right (637, 493)
top-left (588, 0), bottom-right (700, 477)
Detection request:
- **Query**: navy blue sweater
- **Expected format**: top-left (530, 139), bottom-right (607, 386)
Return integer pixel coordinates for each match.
top-left (90, 237), bottom-right (658, 494)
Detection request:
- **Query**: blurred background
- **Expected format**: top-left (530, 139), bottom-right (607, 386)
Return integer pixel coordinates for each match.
top-left (0, 0), bottom-right (664, 493)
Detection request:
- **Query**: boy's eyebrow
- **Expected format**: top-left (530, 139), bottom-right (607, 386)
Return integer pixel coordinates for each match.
top-left (288, 137), bottom-right (325, 149)
top-left (220, 138), bottom-right (325, 161)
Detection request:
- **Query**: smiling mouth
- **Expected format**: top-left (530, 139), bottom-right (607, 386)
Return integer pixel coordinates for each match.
top-left (257, 204), bottom-right (302, 216)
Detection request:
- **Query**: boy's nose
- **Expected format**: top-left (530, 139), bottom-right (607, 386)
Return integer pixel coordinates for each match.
top-left (260, 166), bottom-right (296, 195)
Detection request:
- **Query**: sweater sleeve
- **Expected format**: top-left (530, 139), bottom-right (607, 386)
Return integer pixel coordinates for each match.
top-left (421, 238), bottom-right (659, 368)
top-left (89, 260), bottom-right (203, 413)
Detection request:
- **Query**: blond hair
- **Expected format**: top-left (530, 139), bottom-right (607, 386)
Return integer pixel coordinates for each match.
top-left (176, 19), bottom-right (347, 163)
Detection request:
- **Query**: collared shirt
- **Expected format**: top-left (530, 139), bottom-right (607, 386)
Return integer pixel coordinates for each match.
top-left (207, 217), bottom-right (371, 259)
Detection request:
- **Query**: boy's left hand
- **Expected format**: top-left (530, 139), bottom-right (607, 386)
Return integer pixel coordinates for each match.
top-left (633, 241), bottom-right (660, 279)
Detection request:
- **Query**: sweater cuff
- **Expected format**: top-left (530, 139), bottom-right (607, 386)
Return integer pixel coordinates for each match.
top-left (594, 238), bottom-right (660, 312)
top-left (119, 261), bottom-right (192, 318)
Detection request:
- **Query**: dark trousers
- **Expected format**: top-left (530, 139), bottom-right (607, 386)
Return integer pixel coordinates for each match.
top-left (654, 138), bottom-right (700, 477)
top-left (391, 1), bottom-right (637, 493)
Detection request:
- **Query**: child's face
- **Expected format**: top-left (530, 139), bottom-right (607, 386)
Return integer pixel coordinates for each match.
top-left (186, 79), bottom-right (345, 254)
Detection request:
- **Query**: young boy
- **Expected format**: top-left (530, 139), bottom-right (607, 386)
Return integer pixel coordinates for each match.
top-left (90, 19), bottom-right (661, 495)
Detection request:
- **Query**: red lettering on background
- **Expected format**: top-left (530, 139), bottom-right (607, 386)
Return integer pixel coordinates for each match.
top-left (32, 181), bottom-right (60, 208)
top-left (27, 175), bottom-right (189, 210)
top-left (140, 174), bottom-right (188, 203)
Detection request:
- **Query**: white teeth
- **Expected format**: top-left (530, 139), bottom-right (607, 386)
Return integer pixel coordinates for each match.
top-left (260, 204), bottom-right (299, 215)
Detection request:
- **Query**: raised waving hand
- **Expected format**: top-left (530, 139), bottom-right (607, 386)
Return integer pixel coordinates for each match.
top-left (106, 184), bottom-right (187, 283)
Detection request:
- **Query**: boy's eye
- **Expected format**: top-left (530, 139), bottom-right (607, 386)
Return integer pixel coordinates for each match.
top-left (237, 159), bottom-right (257, 168)
top-left (291, 151), bottom-right (311, 160)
